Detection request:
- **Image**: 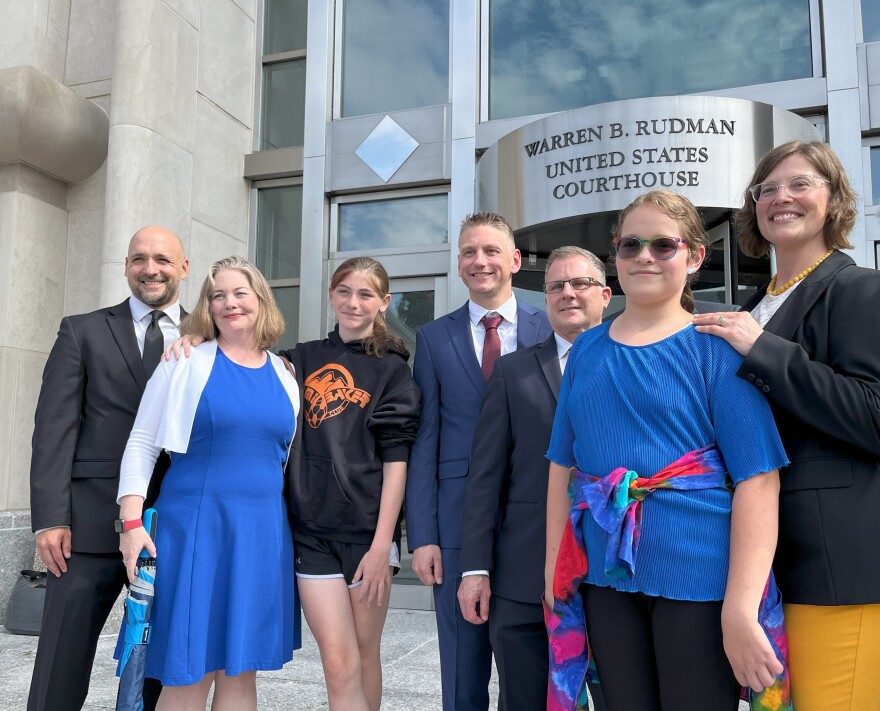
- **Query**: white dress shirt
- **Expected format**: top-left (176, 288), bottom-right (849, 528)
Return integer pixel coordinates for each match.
top-left (467, 295), bottom-right (519, 365)
top-left (128, 296), bottom-right (183, 354)
top-left (555, 333), bottom-right (573, 374)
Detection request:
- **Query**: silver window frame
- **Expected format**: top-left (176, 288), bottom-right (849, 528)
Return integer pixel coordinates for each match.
top-left (478, 0), bottom-right (825, 124)
top-left (329, 186), bottom-right (453, 276)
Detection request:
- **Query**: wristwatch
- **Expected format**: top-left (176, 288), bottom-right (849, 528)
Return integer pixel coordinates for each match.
top-left (114, 517), bottom-right (143, 533)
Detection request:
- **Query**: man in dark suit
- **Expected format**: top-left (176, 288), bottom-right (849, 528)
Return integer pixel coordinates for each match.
top-left (28, 225), bottom-right (189, 711)
top-left (457, 246), bottom-right (610, 711)
top-left (405, 212), bottom-right (552, 711)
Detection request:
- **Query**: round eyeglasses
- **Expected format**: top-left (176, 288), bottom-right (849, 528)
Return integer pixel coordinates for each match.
top-left (748, 174), bottom-right (829, 203)
top-left (543, 276), bottom-right (604, 294)
top-left (612, 237), bottom-right (686, 261)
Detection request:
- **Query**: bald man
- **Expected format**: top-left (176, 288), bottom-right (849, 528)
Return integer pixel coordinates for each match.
top-left (28, 226), bottom-right (189, 711)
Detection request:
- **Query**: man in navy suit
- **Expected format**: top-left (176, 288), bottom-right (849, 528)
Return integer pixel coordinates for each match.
top-left (405, 212), bottom-right (552, 711)
top-left (457, 246), bottom-right (610, 711)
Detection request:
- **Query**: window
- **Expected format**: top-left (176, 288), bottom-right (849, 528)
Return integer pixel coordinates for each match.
top-left (255, 183), bottom-right (303, 349)
top-left (872, 147), bottom-right (880, 205)
top-left (340, 0), bottom-right (450, 117)
top-left (387, 289), bottom-right (435, 360)
top-left (261, 0), bottom-right (308, 149)
top-left (488, 0), bottom-right (814, 120)
top-left (863, 0), bottom-right (880, 42)
top-left (337, 193), bottom-right (449, 251)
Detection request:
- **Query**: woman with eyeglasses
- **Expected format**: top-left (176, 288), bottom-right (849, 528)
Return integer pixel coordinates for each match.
top-left (694, 140), bottom-right (880, 710)
top-left (544, 190), bottom-right (790, 710)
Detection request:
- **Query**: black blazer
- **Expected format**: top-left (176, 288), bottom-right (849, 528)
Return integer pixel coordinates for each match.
top-left (740, 250), bottom-right (880, 605)
top-left (459, 334), bottom-right (562, 604)
top-left (30, 300), bottom-right (180, 553)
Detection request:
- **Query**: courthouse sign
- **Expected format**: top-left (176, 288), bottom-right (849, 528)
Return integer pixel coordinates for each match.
top-left (477, 96), bottom-right (821, 232)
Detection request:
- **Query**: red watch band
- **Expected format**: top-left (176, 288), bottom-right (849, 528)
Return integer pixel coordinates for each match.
top-left (121, 518), bottom-right (142, 532)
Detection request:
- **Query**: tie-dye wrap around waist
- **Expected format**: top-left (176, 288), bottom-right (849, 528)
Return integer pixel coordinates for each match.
top-left (544, 443), bottom-right (791, 711)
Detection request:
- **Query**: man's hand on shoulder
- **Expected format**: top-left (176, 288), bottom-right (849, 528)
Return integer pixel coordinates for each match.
top-left (412, 544), bottom-right (443, 586)
top-left (457, 574), bottom-right (491, 624)
top-left (36, 527), bottom-right (72, 577)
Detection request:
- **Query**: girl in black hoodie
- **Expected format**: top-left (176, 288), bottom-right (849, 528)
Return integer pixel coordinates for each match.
top-left (281, 257), bottom-right (420, 711)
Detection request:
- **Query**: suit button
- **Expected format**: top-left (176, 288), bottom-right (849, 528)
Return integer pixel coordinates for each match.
top-left (747, 373), bottom-right (756, 381)
top-left (755, 378), bottom-right (764, 386)
top-left (762, 385), bottom-right (770, 393)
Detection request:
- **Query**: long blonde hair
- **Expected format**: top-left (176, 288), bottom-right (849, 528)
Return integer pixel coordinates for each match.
top-left (181, 256), bottom-right (285, 349)
top-left (330, 257), bottom-right (405, 357)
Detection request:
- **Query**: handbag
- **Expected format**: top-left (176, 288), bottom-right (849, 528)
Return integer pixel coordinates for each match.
top-left (4, 569), bottom-right (47, 635)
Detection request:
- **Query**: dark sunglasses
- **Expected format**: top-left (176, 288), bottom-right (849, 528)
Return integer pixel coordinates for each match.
top-left (612, 236), bottom-right (686, 260)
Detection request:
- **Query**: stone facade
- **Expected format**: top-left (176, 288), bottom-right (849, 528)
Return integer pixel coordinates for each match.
top-left (0, 0), bottom-right (256, 617)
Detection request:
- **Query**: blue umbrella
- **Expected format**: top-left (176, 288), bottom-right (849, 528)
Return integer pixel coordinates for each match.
top-left (115, 508), bottom-right (158, 711)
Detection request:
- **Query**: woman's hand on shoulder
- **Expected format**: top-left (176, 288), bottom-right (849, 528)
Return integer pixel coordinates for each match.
top-left (119, 527), bottom-right (157, 583)
top-left (352, 545), bottom-right (392, 608)
top-left (163, 335), bottom-right (204, 361)
top-left (693, 311), bottom-right (764, 357)
top-left (721, 604), bottom-right (784, 692)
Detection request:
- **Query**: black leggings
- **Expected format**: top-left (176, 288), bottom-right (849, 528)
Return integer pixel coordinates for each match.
top-left (582, 584), bottom-right (741, 711)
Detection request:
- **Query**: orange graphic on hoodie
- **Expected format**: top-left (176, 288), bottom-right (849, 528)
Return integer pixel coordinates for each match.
top-left (303, 363), bottom-right (372, 428)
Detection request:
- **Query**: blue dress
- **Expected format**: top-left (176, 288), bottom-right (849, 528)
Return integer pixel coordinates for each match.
top-left (145, 349), bottom-right (299, 685)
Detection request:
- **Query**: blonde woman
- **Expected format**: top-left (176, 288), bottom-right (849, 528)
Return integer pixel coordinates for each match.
top-left (117, 257), bottom-right (300, 711)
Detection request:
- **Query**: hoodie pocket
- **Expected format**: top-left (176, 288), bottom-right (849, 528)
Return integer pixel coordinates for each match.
top-left (295, 455), bottom-right (355, 529)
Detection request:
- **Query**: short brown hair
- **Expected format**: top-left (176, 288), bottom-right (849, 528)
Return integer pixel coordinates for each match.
top-left (181, 256), bottom-right (285, 350)
top-left (459, 212), bottom-right (516, 250)
top-left (546, 246), bottom-right (606, 285)
top-left (736, 141), bottom-right (857, 258)
top-left (611, 190), bottom-right (709, 313)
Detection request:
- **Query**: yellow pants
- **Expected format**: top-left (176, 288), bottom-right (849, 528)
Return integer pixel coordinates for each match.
top-left (784, 603), bottom-right (880, 710)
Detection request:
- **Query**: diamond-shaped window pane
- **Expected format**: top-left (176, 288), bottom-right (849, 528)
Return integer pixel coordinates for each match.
top-left (355, 116), bottom-right (419, 182)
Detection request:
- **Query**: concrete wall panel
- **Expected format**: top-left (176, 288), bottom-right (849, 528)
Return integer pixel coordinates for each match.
top-left (197, 0), bottom-right (255, 127)
top-left (65, 0), bottom-right (116, 86)
top-left (192, 96), bottom-right (251, 240)
top-left (110, 1), bottom-right (198, 153)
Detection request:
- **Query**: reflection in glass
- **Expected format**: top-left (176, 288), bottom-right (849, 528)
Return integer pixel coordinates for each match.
top-left (341, 0), bottom-right (449, 117)
top-left (273, 286), bottom-right (300, 352)
top-left (256, 185), bottom-right (302, 280)
top-left (872, 147), bottom-right (880, 205)
top-left (355, 117), bottom-right (419, 182)
top-left (489, 0), bottom-right (813, 120)
top-left (692, 239), bottom-right (726, 305)
top-left (264, 0), bottom-right (307, 54)
top-left (864, 0), bottom-right (880, 42)
top-left (387, 290), bottom-right (435, 362)
top-left (261, 60), bottom-right (306, 149)
top-left (338, 194), bottom-right (449, 251)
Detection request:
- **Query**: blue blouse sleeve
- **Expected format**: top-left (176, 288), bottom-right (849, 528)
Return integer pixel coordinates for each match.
top-left (708, 338), bottom-right (789, 484)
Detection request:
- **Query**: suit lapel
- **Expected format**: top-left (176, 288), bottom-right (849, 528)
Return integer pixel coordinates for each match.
top-left (516, 304), bottom-right (540, 349)
top-left (744, 251), bottom-right (854, 340)
top-left (536, 334), bottom-right (562, 401)
top-left (107, 300), bottom-right (147, 391)
top-left (446, 303), bottom-right (486, 394)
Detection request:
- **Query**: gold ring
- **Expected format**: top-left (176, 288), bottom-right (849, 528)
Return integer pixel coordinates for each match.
top-left (718, 316), bottom-right (725, 327)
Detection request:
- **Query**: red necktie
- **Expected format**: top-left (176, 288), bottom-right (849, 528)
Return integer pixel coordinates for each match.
top-left (481, 314), bottom-right (503, 382)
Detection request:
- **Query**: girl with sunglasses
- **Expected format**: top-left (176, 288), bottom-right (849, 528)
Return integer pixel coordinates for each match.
top-left (695, 141), bottom-right (880, 710)
top-left (544, 190), bottom-right (790, 710)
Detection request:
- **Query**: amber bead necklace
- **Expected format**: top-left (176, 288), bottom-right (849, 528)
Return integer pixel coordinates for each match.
top-left (766, 249), bottom-right (834, 297)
